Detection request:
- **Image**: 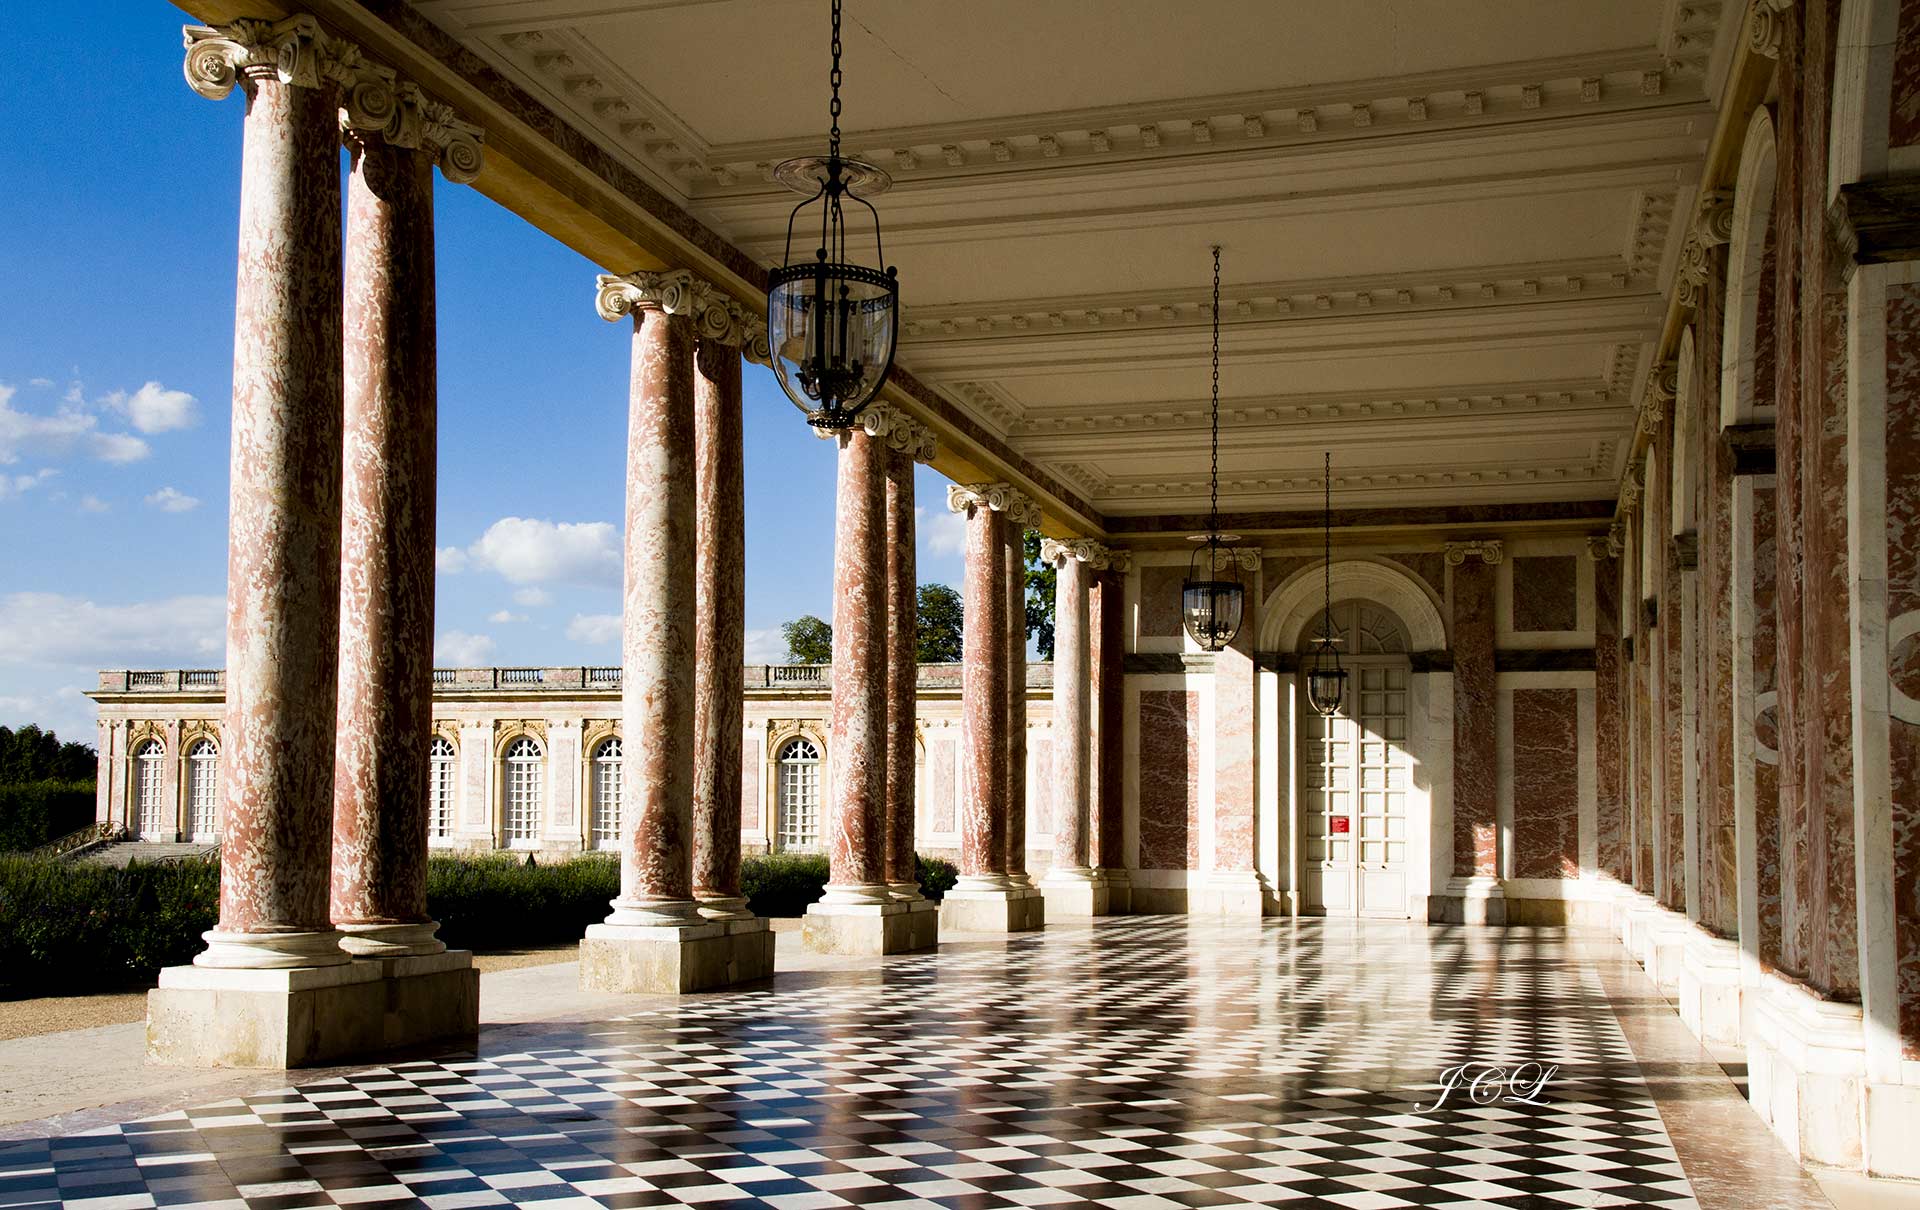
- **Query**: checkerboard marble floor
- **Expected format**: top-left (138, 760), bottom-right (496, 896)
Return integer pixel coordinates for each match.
top-left (0, 919), bottom-right (1781, 1209)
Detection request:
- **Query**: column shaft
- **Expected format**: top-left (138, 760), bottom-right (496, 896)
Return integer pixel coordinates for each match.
top-left (203, 72), bottom-right (348, 969)
top-left (331, 137), bottom-right (441, 958)
top-left (691, 339), bottom-right (747, 915)
top-left (610, 306), bottom-right (699, 924)
top-left (959, 504), bottom-right (1008, 882)
top-left (1451, 554), bottom-right (1499, 878)
top-left (1004, 518), bottom-right (1030, 884)
top-left (884, 444), bottom-right (920, 896)
top-left (825, 428), bottom-right (889, 900)
top-left (1051, 554), bottom-right (1092, 871)
top-left (1092, 568), bottom-right (1126, 875)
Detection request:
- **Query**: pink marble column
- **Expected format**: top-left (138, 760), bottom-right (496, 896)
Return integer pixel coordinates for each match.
top-left (597, 276), bottom-right (700, 927)
top-left (1092, 566), bottom-right (1127, 880)
top-left (1592, 540), bottom-right (1628, 884)
top-left (1448, 542), bottom-right (1501, 883)
top-left (1045, 542), bottom-right (1092, 874)
top-left (1004, 507), bottom-right (1033, 886)
top-left (823, 426), bottom-right (890, 903)
top-left (186, 26), bottom-right (351, 969)
top-left (955, 488), bottom-right (1008, 885)
top-left (884, 441), bottom-right (921, 898)
top-left (331, 133), bottom-right (442, 958)
top-left (691, 332), bottom-right (749, 919)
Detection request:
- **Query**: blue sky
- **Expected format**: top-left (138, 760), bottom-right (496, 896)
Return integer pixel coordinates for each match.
top-left (0, 0), bottom-right (968, 744)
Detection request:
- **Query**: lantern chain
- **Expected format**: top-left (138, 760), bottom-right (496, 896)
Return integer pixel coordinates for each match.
top-left (828, 0), bottom-right (843, 159)
top-left (1209, 244), bottom-right (1221, 541)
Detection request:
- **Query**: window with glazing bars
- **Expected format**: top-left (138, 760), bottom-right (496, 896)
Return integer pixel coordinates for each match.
top-left (136, 740), bottom-right (165, 834)
top-left (592, 737), bottom-right (623, 846)
top-left (429, 736), bottom-right (456, 838)
top-left (776, 737), bottom-right (821, 849)
top-left (187, 739), bottom-right (219, 837)
top-left (504, 737), bottom-right (542, 843)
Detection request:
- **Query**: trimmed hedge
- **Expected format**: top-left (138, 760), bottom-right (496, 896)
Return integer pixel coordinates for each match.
top-left (0, 848), bottom-right (964, 997)
top-left (0, 781), bottom-right (96, 852)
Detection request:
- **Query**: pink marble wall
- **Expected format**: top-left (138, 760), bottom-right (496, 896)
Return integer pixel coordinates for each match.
top-left (741, 742), bottom-right (761, 833)
top-left (1894, 0), bottom-right (1920, 147)
top-left (1451, 557), bottom-right (1499, 877)
top-left (1512, 688), bottom-right (1580, 879)
top-left (1386, 552), bottom-right (1448, 603)
top-left (1213, 572), bottom-right (1258, 873)
top-left (1512, 556), bottom-right (1578, 631)
top-left (1594, 553), bottom-right (1627, 882)
top-left (1138, 690), bottom-right (1197, 870)
top-left (1138, 566), bottom-right (1184, 638)
top-left (1887, 283), bottom-right (1920, 1058)
top-left (1030, 734), bottom-right (1054, 834)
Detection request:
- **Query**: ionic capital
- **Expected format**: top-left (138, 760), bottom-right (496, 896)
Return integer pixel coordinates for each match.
top-left (410, 87), bottom-right (486, 184)
top-left (1588, 531), bottom-right (1623, 560)
top-left (1443, 539), bottom-right (1504, 566)
top-left (1204, 544), bottom-right (1263, 572)
top-left (185, 17), bottom-right (399, 133)
top-left (1039, 537), bottom-right (1129, 570)
top-left (596, 269), bottom-right (706, 322)
top-left (858, 403), bottom-right (939, 464)
top-left (1676, 234), bottom-right (1711, 309)
top-left (949, 482), bottom-right (1041, 527)
top-left (1696, 189), bottom-right (1735, 247)
top-left (1749, 0), bottom-right (1792, 59)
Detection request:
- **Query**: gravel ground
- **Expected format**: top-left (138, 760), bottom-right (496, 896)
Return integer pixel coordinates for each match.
top-left (0, 944), bottom-right (580, 1042)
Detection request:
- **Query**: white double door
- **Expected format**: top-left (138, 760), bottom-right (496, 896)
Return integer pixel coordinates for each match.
top-left (1300, 659), bottom-right (1413, 916)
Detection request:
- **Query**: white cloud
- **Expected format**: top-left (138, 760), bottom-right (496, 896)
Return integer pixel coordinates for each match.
top-left (513, 586), bottom-right (551, 607)
top-left (464, 517), bottom-right (621, 587)
top-left (144, 486), bottom-right (200, 513)
top-left (0, 382), bottom-right (152, 465)
top-left (0, 592), bottom-right (224, 666)
top-left (919, 503), bottom-right (968, 555)
top-left (565, 613), bottom-right (621, 644)
top-left (743, 627), bottom-right (786, 664)
top-left (436, 546), bottom-right (469, 573)
top-left (26, 378), bottom-right (52, 389)
top-left (0, 467), bottom-right (58, 502)
top-left (434, 630), bottom-right (495, 665)
top-left (78, 494), bottom-right (109, 514)
top-left (487, 609), bottom-right (527, 624)
top-left (104, 381), bottom-right (200, 434)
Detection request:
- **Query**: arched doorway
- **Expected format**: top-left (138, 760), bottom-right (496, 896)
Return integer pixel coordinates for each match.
top-left (1297, 599), bottom-right (1415, 915)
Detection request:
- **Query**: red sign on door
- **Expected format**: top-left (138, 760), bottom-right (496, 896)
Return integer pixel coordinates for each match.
top-left (1330, 816), bottom-right (1351, 834)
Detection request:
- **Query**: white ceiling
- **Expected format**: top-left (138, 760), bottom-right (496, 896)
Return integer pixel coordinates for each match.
top-left (417, 0), bottom-right (1733, 519)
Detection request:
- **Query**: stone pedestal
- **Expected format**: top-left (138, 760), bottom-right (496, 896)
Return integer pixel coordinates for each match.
top-left (1100, 867), bottom-right (1133, 914)
top-left (1678, 926), bottom-right (1744, 1045)
top-left (1040, 870), bottom-right (1109, 918)
top-left (580, 916), bottom-right (773, 994)
top-left (941, 883), bottom-right (1045, 933)
top-left (801, 897), bottom-right (938, 955)
top-left (147, 951), bottom-right (477, 1069)
top-left (1190, 870), bottom-right (1266, 919)
top-left (1746, 970), bottom-right (1867, 1169)
top-left (1434, 875), bottom-right (1507, 924)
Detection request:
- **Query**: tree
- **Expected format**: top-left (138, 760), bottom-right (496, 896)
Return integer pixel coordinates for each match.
top-left (0, 725), bottom-right (94, 786)
top-left (916, 583), bottom-right (965, 663)
top-left (1022, 532), bottom-right (1056, 660)
top-left (782, 614), bottom-right (833, 664)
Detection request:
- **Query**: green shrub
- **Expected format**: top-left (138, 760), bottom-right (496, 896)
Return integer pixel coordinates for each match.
top-left (741, 851), bottom-right (830, 916)
top-left (425, 852), bottom-right (619, 952)
top-left (0, 781), bottom-right (97, 852)
top-left (0, 854), bottom-right (219, 994)
top-left (915, 853), bottom-right (958, 901)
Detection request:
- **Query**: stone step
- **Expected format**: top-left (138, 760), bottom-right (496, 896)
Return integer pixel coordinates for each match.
top-left (78, 840), bottom-right (221, 868)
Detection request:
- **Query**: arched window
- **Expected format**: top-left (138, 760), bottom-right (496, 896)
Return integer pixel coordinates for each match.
top-left (186, 739), bottom-right (220, 840)
top-left (428, 736), bottom-right (456, 840)
top-left (504, 736), bottom-right (543, 844)
top-left (776, 737), bottom-right (821, 849)
top-left (592, 737), bottom-right (623, 848)
top-left (135, 740), bottom-right (166, 836)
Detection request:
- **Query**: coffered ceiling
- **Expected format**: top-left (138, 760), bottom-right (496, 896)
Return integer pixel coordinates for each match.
top-left (415, 0), bottom-right (1738, 520)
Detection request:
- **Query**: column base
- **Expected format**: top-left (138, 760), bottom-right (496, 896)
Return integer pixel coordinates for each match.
top-left (939, 885), bottom-right (1045, 933)
top-left (1039, 868), bottom-right (1109, 917)
top-left (1430, 876), bottom-right (1507, 924)
top-left (147, 950), bottom-right (478, 1068)
top-left (1677, 925), bottom-right (1744, 1046)
top-left (1747, 969), bottom-right (1867, 1170)
top-left (1623, 902), bottom-right (1689, 994)
top-left (801, 898), bottom-right (937, 955)
top-left (579, 917), bottom-right (774, 994)
top-left (1099, 868), bottom-right (1133, 914)
top-left (1189, 870), bottom-right (1266, 920)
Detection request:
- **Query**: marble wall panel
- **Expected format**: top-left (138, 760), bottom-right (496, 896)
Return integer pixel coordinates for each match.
top-left (1512, 556), bottom-right (1579, 632)
top-left (1452, 559), bottom-right (1499, 876)
top-left (1386, 552), bottom-right (1448, 603)
top-left (741, 738), bottom-right (761, 833)
top-left (1594, 555), bottom-right (1627, 882)
top-left (1893, 0), bottom-right (1920, 148)
top-left (1138, 566), bottom-right (1185, 639)
top-left (1138, 690), bottom-right (1198, 870)
top-left (930, 735), bottom-right (956, 833)
top-left (1512, 688), bottom-right (1580, 879)
top-left (1030, 733), bottom-right (1054, 835)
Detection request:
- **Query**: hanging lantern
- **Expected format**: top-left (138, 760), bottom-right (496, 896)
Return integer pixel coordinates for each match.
top-left (1305, 451), bottom-right (1346, 717)
top-left (766, 0), bottom-right (899, 431)
top-left (1181, 245), bottom-right (1245, 652)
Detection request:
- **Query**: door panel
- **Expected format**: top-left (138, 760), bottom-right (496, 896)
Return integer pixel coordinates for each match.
top-left (1300, 648), bottom-right (1412, 917)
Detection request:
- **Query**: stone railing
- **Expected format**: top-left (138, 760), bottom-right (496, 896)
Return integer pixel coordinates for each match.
top-left (28, 819), bottom-right (127, 861)
top-left (100, 661), bottom-right (1055, 695)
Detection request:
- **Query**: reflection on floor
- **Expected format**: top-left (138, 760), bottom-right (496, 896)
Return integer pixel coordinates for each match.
top-left (0, 918), bottom-right (1842, 1209)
